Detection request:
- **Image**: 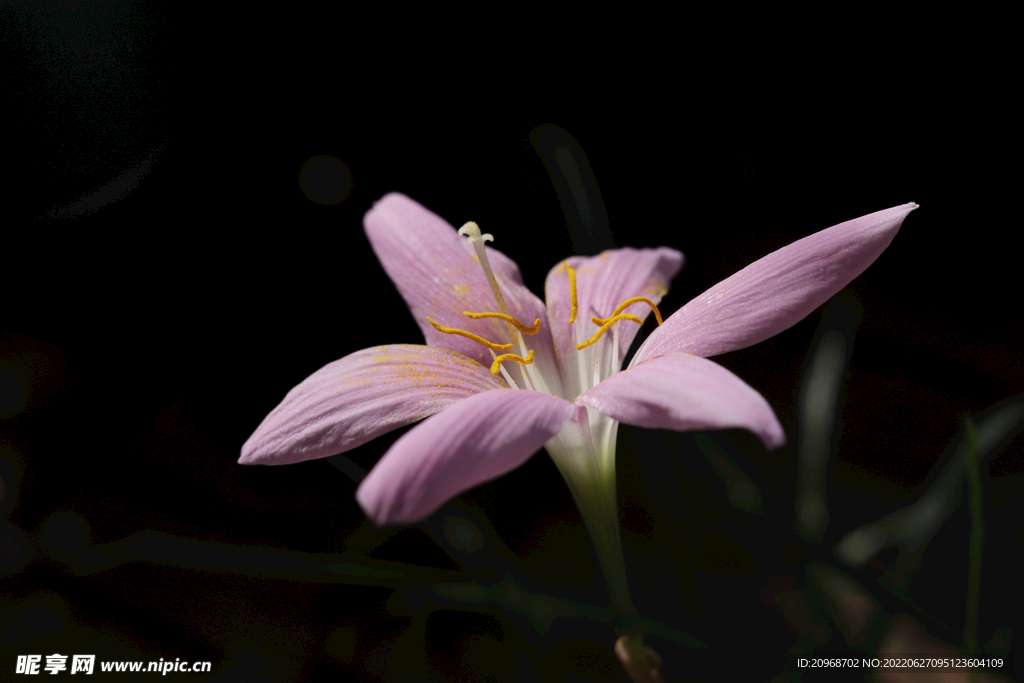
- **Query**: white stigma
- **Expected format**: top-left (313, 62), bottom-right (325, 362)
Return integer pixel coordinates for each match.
top-left (458, 222), bottom-right (493, 245)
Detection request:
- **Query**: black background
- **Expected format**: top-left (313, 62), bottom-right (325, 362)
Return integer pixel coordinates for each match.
top-left (2, 3), bottom-right (1020, 681)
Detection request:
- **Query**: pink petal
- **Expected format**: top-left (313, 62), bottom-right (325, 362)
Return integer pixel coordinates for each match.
top-left (240, 345), bottom-right (506, 466)
top-left (578, 352), bottom-right (785, 450)
top-left (364, 193), bottom-right (559, 389)
top-left (356, 388), bottom-right (577, 526)
top-left (634, 203), bottom-right (917, 363)
top-left (544, 247), bottom-right (683, 398)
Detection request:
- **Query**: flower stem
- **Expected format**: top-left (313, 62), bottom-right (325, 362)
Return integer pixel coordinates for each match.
top-left (964, 415), bottom-right (983, 682)
top-left (545, 430), bottom-right (656, 681)
top-left (573, 473), bottom-right (658, 681)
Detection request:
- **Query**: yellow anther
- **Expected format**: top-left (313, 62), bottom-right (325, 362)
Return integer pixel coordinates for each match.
top-left (592, 296), bottom-right (664, 326)
top-left (463, 311), bottom-right (541, 335)
top-left (490, 349), bottom-right (534, 375)
top-left (564, 261), bottom-right (578, 324)
top-left (426, 317), bottom-right (513, 351)
top-left (576, 314), bottom-right (643, 350)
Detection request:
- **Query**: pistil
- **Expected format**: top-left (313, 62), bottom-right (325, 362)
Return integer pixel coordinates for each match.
top-left (456, 222), bottom-right (551, 394)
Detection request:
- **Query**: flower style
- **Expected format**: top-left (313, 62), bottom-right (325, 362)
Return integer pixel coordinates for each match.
top-left (240, 194), bottom-right (915, 565)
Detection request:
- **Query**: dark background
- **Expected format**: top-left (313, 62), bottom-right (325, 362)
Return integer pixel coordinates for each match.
top-left (2, 3), bottom-right (1020, 681)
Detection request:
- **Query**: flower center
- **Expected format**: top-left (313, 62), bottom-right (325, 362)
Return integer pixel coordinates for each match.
top-left (427, 223), bottom-right (666, 395)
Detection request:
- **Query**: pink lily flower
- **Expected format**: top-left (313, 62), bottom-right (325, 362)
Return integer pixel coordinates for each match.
top-left (240, 194), bottom-right (916, 543)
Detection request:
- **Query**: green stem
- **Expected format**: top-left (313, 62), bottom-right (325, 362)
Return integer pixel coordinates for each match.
top-left (546, 438), bottom-right (654, 680)
top-left (577, 469), bottom-right (637, 627)
top-left (964, 416), bottom-right (983, 682)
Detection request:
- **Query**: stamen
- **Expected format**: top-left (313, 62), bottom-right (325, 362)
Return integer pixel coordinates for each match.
top-left (592, 296), bottom-right (664, 326)
top-left (490, 349), bottom-right (534, 376)
top-left (463, 311), bottom-right (541, 335)
top-left (576, 314), bottom-right (643, 350)
top-left (487, 348), bottom-right (520, 389)
top-left (426, 317), bottom-right (513, 351)
top-left (564, 261), bottom-right (578, 324)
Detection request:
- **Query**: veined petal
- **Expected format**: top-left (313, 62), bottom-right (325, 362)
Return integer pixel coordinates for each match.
top-left (634, 203), bottom-right (917, 364)
top-left (577, 352), bottom-right (785, 450)
top-left (364, 193), bottom-right (559, 389)
top-left (545, 247), bottom-right (683, 398)
top-left (240, 345), bottom-right (506, 466)
top-left (356, 388), bottom-right (577, 526)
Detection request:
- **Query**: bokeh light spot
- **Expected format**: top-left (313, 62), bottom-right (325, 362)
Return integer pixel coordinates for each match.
top-left (298, 154), bottom-right (352, 205)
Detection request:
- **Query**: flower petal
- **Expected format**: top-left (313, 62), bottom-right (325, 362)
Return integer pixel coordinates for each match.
top-left (578, 352), bottom-right (785, 450)
top-left (545, 247), bottom-right (683, 399)
top-left (240, 345), bottom-right (506, 466)
top-left (364, 193), bottom-right (560, 392)
top-left (634, 203), bottom-right (917, 364)
top-left (356, 388), bottom-right (577, 526)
